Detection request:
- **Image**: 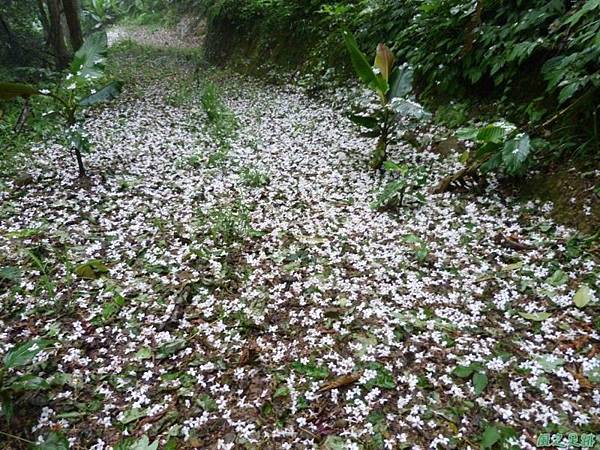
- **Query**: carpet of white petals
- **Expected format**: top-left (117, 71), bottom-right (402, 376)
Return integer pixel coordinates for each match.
top-left (0, 27), bottom-right (598, 450)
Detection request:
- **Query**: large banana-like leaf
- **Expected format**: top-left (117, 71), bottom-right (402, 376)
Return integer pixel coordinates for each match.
top-left (79, 80), bottom-right (123, 106)
top-left (342, 31), bottom-right (388, 96)
top-left (374, 44), bottom-right (395, 82)
top-left (391, 98), bottom-right (430, 120)
top-left (71, 31), bottom-right (108, 79)
top-left (348, 114), bottom-right (379, 129)
top-left (0, 82), bottom-right (40, 100)
top-left (388, 65), bottom-right (414, 100)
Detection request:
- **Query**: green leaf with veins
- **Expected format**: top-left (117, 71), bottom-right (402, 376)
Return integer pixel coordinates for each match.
top-left (472, 372), bottom-right (488, 395)
top-left (79, 80), bottom-right (123, 107)
top-left (3, 339), bottom-right (52, 368)
top-left (291, 361), bottom-right (329, 380)
top-left (573, 285), bottom-right (592, 308)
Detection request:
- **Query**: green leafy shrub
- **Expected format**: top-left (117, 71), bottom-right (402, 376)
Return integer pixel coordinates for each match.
top-left (200, 80), bottom-right (237, 146)
top-left (343, 32), bottom-right (429, 169)
top-left (433, 120), bottom-right (535, 193)
top-left (371, 161), bottom-right (428, 210)
top-left (0, 339), bottom-right (53, 424)
top-left (0, 32), bottom-right (122, 178)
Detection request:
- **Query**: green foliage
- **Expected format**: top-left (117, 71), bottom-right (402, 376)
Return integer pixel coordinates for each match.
top-left (291, 361), bottom-right (329, 380)
top-left (371, 161), bottom-right (428, 210)
top-left (198, 0), bottom-right (600, 167)
top-left (1, 339), bottom-right (53, 423)
top-left (200, 80), bottom-right (238, 146)
top-left (1, 31), bottom-right (122, 177)
top-left (457, 121), bottom-right (532, 176)
top-left (240, 167), bottom-right (270, 187)
top-left (198, 199), bottom-right (254, 245)
top-left (344, 33), bottom-right (429, 169)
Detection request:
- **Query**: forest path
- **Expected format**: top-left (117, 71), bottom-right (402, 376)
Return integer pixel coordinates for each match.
top-left (1, 24), bottom-right (598, 450)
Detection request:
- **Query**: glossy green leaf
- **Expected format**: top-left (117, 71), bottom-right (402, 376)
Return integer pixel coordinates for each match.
top-left (348, 114), bottom-right (379, 129)
top-left (10, 375), bottom-right (50, 391)
top-left (291, 361), bottom-right (329, 380)
top-left (74, 259), bottom-right (109, 279)
top-left (35, 431), bottom-right (69, 450)
top-left (3, 339), bottom-right (52, 368)
top-left (130, 435), bottom-right (159, 450)
top-left (501, 133), bottom-right (530, 175)
top-left (518, 311), bottom-right (551, 321)
top-left (79, 80), bottom-right (123, 107)
top-left (480, 425), bottom-right (501, 449)
top-left (472, 372), bottom-right (488, 395)
top-left (476, 123), bottom-right (513, 144)
top-left (342, 31), bottom-right (388, 95)
top-left (453, 365), bottom-right (474, 378)
top-left (573, 285), bottom-right (591, 308)
top-left (1, 397), bottom-right (14, 422)
top-left (71, 31), bottom-right (108, 79)
top-left (120, 407), bottom-right (147, 424)
top-left (0, 82), bottom-right (39, 100)
top-left (388, 65), bottom-right (413, 100)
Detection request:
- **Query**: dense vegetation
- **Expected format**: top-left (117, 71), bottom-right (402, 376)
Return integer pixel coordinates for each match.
top-left (197, 0), bottom-right (600, 164)
top-left (0, 1), bottom-right (599, 449)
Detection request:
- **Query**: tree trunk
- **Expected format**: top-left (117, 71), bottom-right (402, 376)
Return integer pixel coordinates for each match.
top-left (46, 0), bottom-right (70, 69)
top-left (36, 0), bottom-right (51, 44)
top-left (0, 14), bottom-right (18, 61)
top-left (62, 0), bottom-right (83, 52)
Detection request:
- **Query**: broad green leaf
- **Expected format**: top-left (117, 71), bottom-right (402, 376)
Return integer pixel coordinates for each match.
top-left (197, 394), bottom-right (218, 411)
top-left (1, 397), bottom-right (14, 422)
top-left (501, 133), bottom-right (530, 175)
top-left (472, 372), bottom-right (488, 395)
top-left (157, 339), bottom-right (187, 359)
top-left (343, 31), bottom-right (376, 86)
top-left (291, 361), bottom-right (329, 380)
top-left (374, 43), bottom-right (395, 81)
top-left (546, 269), bottom-right (567, 286)
top-left (273, 386), bottom-right (289, 398)
top-left (388, 65), bottom-right (413, 100)
top-left (391, 98), bottom-right (429, 120)
top-left (322, 435), bottom-right (348, 450)
top-left (480, 152), bottom-right (503, 173)
top-left (3, 339), bottom-right (52, 368)
top-left (342, 31), bottom-right (387, 95)
top-left (130, 435), bottom-right (159, 450)
top-left (71, 31), bottom-right (108, 79)
top-left (534, 355), bottom-right (564, 372)
top-left (79, 80), bottom-right (123, 107)
top-left (480, 425), bottom-right (501, 449)
top-left (74, 259), bottom-right (109, 279)
top-left (0, 82), bottom-right (39, 100)
top-left (558, 81), bottom-right (583, 105)
top-left (476, 123), bottom-right (513, 144)
top-left (120, 407), bottom-right (147, 424)
top-left (453, 365), bottom-right (474, 378)
top-left (573, 285), bottom-right (591, 308)
top-left (365, 362), bottom-right (396, 390)
top-left (135, 347), bottom-right (152, 360)
top-left (518, 311), bottom-right (551, 321)
top-left (456, 127), bottom-right (479, 141)
top-left (565, 0), bottom-right (600, 27)
top-left (348, 114), bottom-right (378, 129)
top-left (10, 375), bottom-right (50, 391)
top-left (35, 431), bottom-right (69, 450)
